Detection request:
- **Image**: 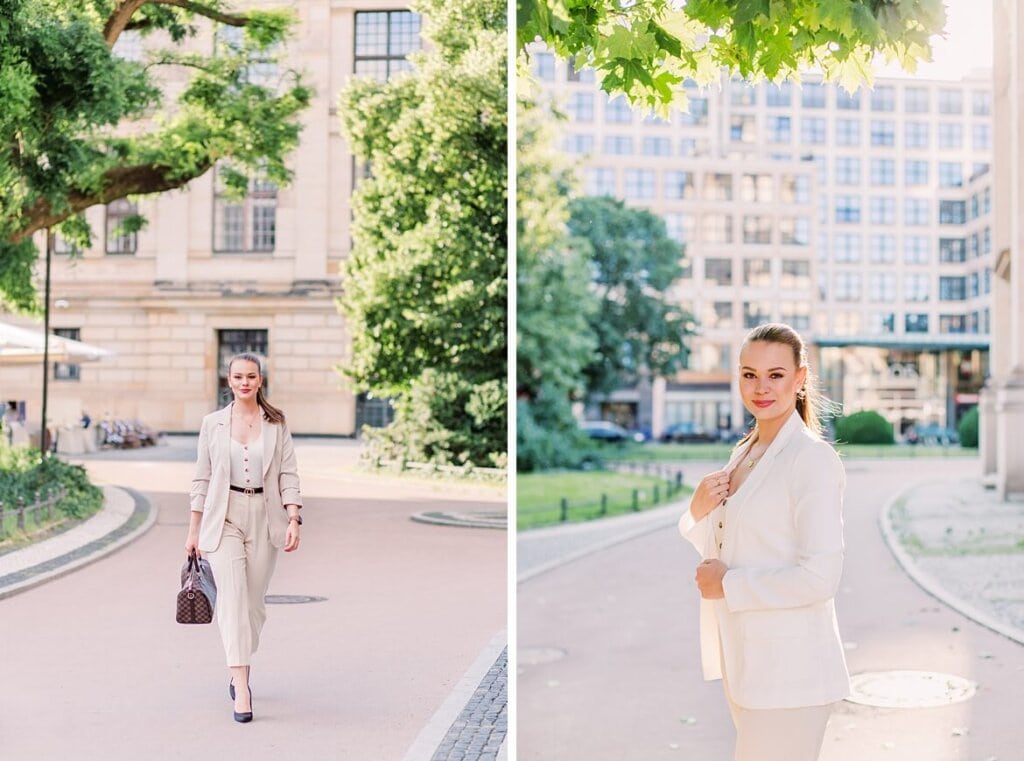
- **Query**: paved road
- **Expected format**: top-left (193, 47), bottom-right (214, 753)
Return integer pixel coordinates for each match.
top-left (0, 440), bottom-right (506, 760)
top-left (517, 458), bottom-right (1024, 761)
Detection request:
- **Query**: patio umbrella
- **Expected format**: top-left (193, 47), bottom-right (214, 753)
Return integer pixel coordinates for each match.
top-left (0, 321), bottom-right (114, 365)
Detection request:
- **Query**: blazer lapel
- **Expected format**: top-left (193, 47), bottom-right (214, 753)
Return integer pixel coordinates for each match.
top-left (217, 403), bottom-right (232, 475)
top-left (262, 418), bottom-right (277, 479)
top-left (722, 410), bottom-right (806, 556)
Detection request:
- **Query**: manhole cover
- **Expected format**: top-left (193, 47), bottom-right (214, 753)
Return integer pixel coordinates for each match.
top-left (847, 670), bottom-right (977, 708)
top-left (519, 647), bottom-right (567, 666)
top-left (265, 594), bottom-right (327, 605)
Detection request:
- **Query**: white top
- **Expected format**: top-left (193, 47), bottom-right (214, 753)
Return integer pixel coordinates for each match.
top-left (229, 426), bottom-right (264, 489)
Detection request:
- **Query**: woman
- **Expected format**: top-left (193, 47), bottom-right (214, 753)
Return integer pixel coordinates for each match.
top-left (185, 352), bottom-right (303, 723)
top-left (679, 323), bottom-right (849, 761)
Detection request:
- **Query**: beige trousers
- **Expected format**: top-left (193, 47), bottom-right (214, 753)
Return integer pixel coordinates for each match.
top-left (205, 490), bottom-right (278, 667)
top-left (720, 668), bottom-right (834, 761)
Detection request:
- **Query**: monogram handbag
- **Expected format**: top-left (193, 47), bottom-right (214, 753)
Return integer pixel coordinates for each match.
top-left (176, 552), bottom-right (217, 624)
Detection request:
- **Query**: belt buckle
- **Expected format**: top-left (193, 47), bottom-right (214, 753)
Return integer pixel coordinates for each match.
top-left (243, 487), bottom-right (256, 496)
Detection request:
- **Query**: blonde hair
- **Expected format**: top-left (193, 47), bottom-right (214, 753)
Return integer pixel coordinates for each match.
top-left (736, 323), bottom-right (825, 447)
top-left (228, 353), bottom-right (285, 425)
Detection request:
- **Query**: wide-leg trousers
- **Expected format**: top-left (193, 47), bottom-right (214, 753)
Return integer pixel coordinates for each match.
top-left (205, 490), bottom-right (278, 667)
top-left (719, 667), bottom-right (834, 761)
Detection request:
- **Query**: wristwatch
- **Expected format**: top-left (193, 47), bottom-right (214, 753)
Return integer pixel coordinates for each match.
top-left (288, 514), bottom-right (303, 526)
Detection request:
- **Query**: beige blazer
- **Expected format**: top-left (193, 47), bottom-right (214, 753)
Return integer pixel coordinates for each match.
top-left (679, 409), bottom-right (850, 710)
top-left (190, 403), bottom-right (303, 552)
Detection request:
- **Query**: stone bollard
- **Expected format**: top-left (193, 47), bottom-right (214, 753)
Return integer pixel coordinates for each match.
top-left (16, 496), bottom-right (26, 532)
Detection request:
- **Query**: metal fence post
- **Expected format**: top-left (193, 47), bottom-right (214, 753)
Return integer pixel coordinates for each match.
top-left (560, 497), bottom-right (568, 523)
top-left (16, 497), bottom-right (26, 532)
top-left (0, 500), bottom-right (5, 539)
top-left (632, 489), bottom-right (639, 512)
top-left (600, 494), bottom-right (608, 516)
top-left (654, 484), bottom-right (660, 504)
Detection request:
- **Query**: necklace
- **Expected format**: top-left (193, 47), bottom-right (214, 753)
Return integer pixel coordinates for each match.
top-left (745, 456), bottom-right (760, 469)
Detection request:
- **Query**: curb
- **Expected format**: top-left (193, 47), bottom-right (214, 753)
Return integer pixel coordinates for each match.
top-left (401, 629), bottom-right (508, 761)
top-left (879, 479), bottom-right (1024, 647)
top-left (0, 486), bottom-right (155, 600)
top-left (411, 511), bottom-right (507, 530)
top-left (517, 497), bottom-right (687, 584)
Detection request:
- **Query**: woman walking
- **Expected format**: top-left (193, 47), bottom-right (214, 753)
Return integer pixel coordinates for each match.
top-left (185, 352), bottom-right (303, 723)
top-left (679, 323), bottom-right (849, 760)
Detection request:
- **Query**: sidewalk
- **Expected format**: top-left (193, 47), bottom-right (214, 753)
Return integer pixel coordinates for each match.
top-left (882, 475), bottom-right (1024, 644)
top-left (0, 438), bottom-right (507, 761)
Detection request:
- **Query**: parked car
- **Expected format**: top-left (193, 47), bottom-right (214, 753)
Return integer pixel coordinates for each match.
top-left (907, 424), bottom-right (959, 446)
top-left (660, 421), bottom-right (717, 443)
top-left (580, 420), bottom-right (640, 443)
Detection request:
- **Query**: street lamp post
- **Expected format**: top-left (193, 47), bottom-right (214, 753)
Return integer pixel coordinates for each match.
top-left (41, 228), bottom-right (53, 462)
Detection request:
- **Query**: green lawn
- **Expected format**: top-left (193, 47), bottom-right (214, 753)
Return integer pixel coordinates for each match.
top-left (517, 469), bottom-right (690, 529)
top-left (608, 441), bottom-right (977, 462)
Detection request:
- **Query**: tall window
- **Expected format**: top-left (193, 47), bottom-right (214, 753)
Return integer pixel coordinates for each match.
top-left (534, 52), bottom-right (555, 80)
top-left (780, 260), bottom-right (810, 289)
top-left (906, 313), bottom-right (929, 333)
top-left (743, 258), bottom-right (772, 287)
top-left (765, 83), bottom-right (792, 106)
top-left (833, 272), bottom-right (862, 302)
top-left (939, 200), bottom-right (967, 225)
top-left (937, 89), bottom-right (963, 114)
top-left (904, 198), bottom-right (930, 226)
top-left (835, 119), bottom-right (860, 146)
top-left (623, 169), bottom-right (655, 199)
top-left (701, 215), bottom-right (734, 244)
top-left (869, 196), bottom-right (896, 225)
top-left (742, 217), bottom-right (772, 244)
top-left (213, 169), bottom-right (277, 252)
top-left (703, 173), bottom-right (733, 201)
top-left (938, 161), bottom-right (963, 188)
top-left (663, 212), bottom-right (695, 244)
top-left (939, 276), bottom-right (967, 301)
top-left (905, 159), bottom-right (929, 186)
top-left (730, 114), bottom-right (755, 143)
top-left (740, 174), bottom-right (773, 202)
top-left (664, 171), bottom-right (694, 200)
top-left (871, 86), bottom-right (895, 111)
top-left (780, 174), bottom-right (811, 203)
top-left (779, 217), bottom-right (810, 245)
top-left (904, 236), bottom-right (930, 265)
top-left (642, 137), bottom-right (672, 156)
top-left (801, 117), bottom-right (826, 144)
top-left (869, 234), bottom-right (897, 263)
top-left (105, 199), bottom-right (138, 255)
top-left (835, 89), bottom-right (861, 110)
top-left (834, 195), bottom-right (861, 223)
top-left (680, 97), bottom-right (709, 125)
top-left (704, 258), bottom-right (733, 285)
top-left (868, 273), bottom-right (897, 303)
top-left (870, 120), bottom-right (896, 146)
top-left (744, 301), bottom-right (773, 328)
top-left (870, 158), bottom-right (895, 186)
top-left (973, 90), bottom-right (992, 116)
top-left (217, 330), bottom-right (268, 406)
top-left (904, 86), bottom-right (929, 113)
top-left (939, 238), bottom-right (966, 263)
top-left (801, 83), bottom-right (826, 108)
top-left (767, 116), bottom-right (792, 143)
top-left (834, 233), bottom-right (862, 262)
top-left (905, 274), bottom-right (930, 301)
top-left (604, 95), bottom-right (633, 123)
top-left (567, 92), bottom-right (594, 121)
top-left (973, 124), bottom-right (992, 150)
top-left (585, 167), bottom-right (616, 196)
top-left (53, 328), bottom-right (81, 381)
top-left (602, 135), bottom-right (633, 155)
top-left (938, 123), bottom-right (963, 149)
top-left (835, 157), bottom-right (860, 185)
top-left (905, 121), bottom-right (929, 148)
top-left (564, 134), bottom-right (594, 154)
top-left (354, 11), bottom-right (421, 81)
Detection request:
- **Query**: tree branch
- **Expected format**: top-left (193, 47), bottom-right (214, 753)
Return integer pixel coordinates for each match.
top-left (13, 161), bottom-right (211, 242)
top-left (105, 0), bottom-right (251, 47)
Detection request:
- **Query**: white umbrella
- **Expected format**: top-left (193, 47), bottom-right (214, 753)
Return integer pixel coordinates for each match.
top-left (0, 321), bottom-right (114, 365)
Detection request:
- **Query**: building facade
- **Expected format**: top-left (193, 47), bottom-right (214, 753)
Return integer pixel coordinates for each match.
top-left (533, 54), bottom-right (994, 438)
top-left (2, 1), bottom-right (420, 436)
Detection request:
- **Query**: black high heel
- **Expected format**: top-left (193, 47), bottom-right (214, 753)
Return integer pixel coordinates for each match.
top-left (233, 686), bottom-right (253, 723)
top-left (229, 667), bottom-right (250, 700)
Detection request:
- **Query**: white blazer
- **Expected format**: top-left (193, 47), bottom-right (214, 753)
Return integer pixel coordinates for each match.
top-left (679, 409), bottom-right (850, 710)
top-left (190, 404), bottom-right (303, 552)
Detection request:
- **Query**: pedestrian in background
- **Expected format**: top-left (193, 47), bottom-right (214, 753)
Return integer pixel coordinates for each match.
top-left (679, 323), bottom-right (849, 761)
top-left (185, 352), bottom-right (304, 723)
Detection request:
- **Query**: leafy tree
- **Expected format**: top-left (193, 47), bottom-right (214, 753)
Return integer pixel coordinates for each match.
top-left (516, 91), bottom-right (597, 471)
top-left (0, 0), bottom-right (311, 310)
top-left (568, 196), bottom-right (693, 397)
top-left (517, 0), bottom-right (947, 111)
top-left (338, 0), bottom-right (507, 468)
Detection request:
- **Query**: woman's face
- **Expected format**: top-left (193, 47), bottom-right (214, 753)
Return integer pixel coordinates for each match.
top-left (738, 340), bottom-right (807, 425)
top-left (228, 360), bottom-right (262, 402)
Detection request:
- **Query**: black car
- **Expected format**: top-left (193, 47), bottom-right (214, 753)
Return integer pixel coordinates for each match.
top-left (661, 421), bottom-right (717, 443)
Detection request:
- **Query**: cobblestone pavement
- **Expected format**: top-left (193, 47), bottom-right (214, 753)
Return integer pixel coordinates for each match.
top-left (431, 648), bottom-right (508, 761)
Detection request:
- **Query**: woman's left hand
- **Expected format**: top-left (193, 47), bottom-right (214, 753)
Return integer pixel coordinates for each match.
top-left (284, 521), bottom-right (301, 552)
top-left (695, 559), bottom-right (728, 599)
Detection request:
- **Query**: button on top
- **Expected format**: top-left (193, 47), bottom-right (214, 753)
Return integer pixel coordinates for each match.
top-left (718, 521), bottom-right (723, 529)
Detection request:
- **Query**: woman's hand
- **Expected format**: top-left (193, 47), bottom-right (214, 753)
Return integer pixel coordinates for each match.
top-left (185, 529), bottom-right (201, 559)
top-left (284, 520), bottom-right (301, 552)
top-left (689, 469), bottom-right (731, 522)
top-left (695, 559), bottom-right (728, 599)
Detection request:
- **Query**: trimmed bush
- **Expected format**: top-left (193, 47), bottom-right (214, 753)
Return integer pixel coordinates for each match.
top-left (834, 410), bottom-right (894, 445)
top-left (0, 447), bottom-right (103, 519)
top-left (958, 406), bottom-right (979, 448)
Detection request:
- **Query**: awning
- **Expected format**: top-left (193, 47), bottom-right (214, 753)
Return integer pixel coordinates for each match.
top-left (0, 321), bottom-right (114, 365)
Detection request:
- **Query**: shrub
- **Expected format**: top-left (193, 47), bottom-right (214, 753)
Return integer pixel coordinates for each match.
top-left (958, 406), bottom-right (979, 448)
top-left (0, 447), bottom-right (103, 519)
top-left (834, 410), bottom-right (894, 445)
top-left (516, 395), bottom-right (595, 472)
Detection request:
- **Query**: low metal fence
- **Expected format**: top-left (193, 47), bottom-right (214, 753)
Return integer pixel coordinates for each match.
top-left (0, 487), bottom-right (68, 540)
top-left (523, 468), bottom-right (685, 527)
top-left (365, 458), bottom-right (507, 481)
